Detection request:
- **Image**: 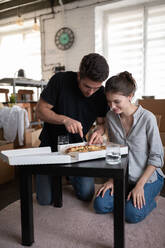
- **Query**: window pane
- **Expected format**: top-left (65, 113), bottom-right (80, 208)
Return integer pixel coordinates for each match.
top-left (106, 8), bottom-right (144, 99)
top-left (0, 21), bottom-right (41, 80)
top-left (146, 4), bottom-right (165, 98)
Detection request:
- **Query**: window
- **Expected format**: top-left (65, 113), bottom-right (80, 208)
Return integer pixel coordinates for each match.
top-left (103, 1), bottom-right (165, 99)
top-left (0, 20), bottom-right (41, 101)
top-left (0, 21), bottom-right (41, 80)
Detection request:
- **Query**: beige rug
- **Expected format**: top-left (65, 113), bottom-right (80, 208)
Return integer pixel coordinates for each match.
top-left (0, 185), bottom-right (165, 248)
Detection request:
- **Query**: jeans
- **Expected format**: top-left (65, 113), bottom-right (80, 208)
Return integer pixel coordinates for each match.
top-left (36, 175), bottom-right (95, 205)
top-left (93, 172), bottom-right (164, 223)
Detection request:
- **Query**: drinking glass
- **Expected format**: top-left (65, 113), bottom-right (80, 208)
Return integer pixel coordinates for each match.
top-left (58, 135), bottom-right (69, 145)
top-left (106, 143), bottom-right (121, 165)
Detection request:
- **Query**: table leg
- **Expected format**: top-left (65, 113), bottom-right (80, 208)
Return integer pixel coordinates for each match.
top-left (19, 169), bottom-right (34, 246)
top-left (114, 173), bottom-right (125, 248)
top-left (52, 176), bottom-right (63, 207)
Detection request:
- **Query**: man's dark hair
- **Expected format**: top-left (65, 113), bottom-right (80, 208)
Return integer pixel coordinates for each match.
top-left (79, 53), bottom-right (109, 82)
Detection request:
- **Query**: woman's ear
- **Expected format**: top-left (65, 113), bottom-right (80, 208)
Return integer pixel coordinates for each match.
top-left (128, 93), bottom-right (134, 102)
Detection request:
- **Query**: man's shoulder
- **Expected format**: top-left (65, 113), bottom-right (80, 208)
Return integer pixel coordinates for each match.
top-left (50, 71), bottom-right (76, 80)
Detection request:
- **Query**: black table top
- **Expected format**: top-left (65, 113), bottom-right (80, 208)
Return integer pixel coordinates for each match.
top-left (18, 156), bottom-right (128, 178)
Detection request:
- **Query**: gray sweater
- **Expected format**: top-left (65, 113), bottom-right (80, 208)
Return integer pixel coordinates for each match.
top-left (106, 105), bottom-right (164, 183)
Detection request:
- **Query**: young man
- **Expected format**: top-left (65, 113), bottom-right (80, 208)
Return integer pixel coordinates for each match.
top-left (36, 53), bottom-right (109, 205)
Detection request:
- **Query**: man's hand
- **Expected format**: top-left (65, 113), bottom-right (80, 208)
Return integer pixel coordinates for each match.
top-left (63, 117), bottom-right (83, 138)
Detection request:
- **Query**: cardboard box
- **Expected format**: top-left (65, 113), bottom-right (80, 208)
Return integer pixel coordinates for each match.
top-left (160, 132), bottom-right (165, 146)
top-left (25, 128), bottom-right (41, 148)
top-left (0, 141), bottom-right (15, 184)
top-left (138, 99), bottom-right (165, 132)
top-left (160, 132), bottom-right (165, 174)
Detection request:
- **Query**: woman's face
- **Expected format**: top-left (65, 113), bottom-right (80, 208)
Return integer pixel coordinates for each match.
top-left (106, 92), bottom-right (132, 114)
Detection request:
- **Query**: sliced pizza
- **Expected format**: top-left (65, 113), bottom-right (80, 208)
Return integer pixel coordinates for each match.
top-left (65, 144), bottom-right (106, 154)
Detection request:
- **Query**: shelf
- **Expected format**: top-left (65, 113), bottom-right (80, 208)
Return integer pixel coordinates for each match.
top-left (0, 77), bottom-right (47, 88)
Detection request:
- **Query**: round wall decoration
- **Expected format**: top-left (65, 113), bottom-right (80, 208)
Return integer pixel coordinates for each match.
top-left (55, 27), bottom-right (74, 50)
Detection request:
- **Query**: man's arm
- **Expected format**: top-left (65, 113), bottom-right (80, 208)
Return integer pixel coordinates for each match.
top-left (36, 97), bottom-right (84, 137)
top-left (88, 117), bottom-right (106, 144)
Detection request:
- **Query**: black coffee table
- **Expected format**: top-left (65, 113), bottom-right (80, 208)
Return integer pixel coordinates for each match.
top-left (19, 156), bottom-right (128, 248)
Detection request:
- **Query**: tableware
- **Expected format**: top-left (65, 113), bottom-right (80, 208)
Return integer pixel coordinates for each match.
top-left (106, 142), bottom-right (121, 165)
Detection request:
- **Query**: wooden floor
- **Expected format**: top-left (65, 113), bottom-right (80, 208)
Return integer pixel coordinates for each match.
top-left (0, 175), bottom-right (165, 211)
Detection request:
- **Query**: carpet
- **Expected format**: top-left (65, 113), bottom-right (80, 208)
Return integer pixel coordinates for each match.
top-left (0, 185), bottom-right (165, 248)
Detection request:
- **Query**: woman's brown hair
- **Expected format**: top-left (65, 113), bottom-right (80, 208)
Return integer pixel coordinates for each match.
top-left (105, 71), bottom-right (137, 96)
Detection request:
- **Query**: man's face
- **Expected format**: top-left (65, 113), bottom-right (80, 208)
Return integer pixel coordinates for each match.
top-left (78, 76), bottom-right (102, 97)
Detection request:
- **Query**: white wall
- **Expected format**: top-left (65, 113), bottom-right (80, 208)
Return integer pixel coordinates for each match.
top-left (0, 0), bottom-right (157, 81)
top-left (0, 0), bottom-right (114, 81)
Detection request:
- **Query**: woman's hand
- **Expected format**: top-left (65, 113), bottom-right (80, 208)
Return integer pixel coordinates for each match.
top-left (88, 130), bottom-right (103, 144)
top-left (96, 179), bottom-right (114, 198)
top-left (127, 184), bottom-right (145, 209)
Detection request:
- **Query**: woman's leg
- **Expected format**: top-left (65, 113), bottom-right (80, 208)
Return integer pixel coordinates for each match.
top-left (125, 173), bottom-right (164, 223)
top-left (69, 176), bottom-right (95, 201)
top-left (93, 189), bottom-right (114, 214)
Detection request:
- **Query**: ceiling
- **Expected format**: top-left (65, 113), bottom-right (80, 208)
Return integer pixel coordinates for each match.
top-left (0, 0), bottom-right (83, 20)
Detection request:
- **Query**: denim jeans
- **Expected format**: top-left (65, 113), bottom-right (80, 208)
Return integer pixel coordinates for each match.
top-left (36, 175), bottom-right (95, 205)
top-left (93, 172), bottom-right (164, 223)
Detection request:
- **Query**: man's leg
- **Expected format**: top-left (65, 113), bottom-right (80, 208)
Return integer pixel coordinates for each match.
top-left (69, 176), bottom-right (95, 201)
top-left (36, 175), bottom-right (53, 205)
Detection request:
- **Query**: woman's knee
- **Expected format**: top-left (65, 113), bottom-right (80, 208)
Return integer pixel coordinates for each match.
top-left (93, 191), bottom-right (113, 214)
top-left (125, 201), bottom-right (146, 223)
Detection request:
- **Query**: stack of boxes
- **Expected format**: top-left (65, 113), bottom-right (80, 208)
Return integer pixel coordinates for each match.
top-left (138, 99), bottom-right (165, 174)
top-left (0, 129), bottom-right (14, 184)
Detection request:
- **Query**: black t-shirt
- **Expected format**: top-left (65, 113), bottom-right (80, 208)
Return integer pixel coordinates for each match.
top-left (39, 71), bottom-right (108, 150)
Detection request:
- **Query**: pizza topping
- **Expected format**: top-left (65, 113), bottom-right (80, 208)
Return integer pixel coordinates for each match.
top-left (65, 145), bottom-right (106, 154)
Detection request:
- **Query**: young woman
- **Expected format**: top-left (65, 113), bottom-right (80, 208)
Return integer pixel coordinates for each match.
top-left (94, 71), bottom-right (164, 223)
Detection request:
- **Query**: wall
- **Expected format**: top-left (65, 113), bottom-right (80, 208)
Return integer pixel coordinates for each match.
top-left (0, 0), bottom-right (117, 81)
top-left (0, 0), bottom-right (149, 81)
top-left (40, 0), bottom-right (112, 80)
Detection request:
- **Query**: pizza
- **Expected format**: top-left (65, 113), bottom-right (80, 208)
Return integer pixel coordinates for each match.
top-left (65, 144), bottom-right (106, 154)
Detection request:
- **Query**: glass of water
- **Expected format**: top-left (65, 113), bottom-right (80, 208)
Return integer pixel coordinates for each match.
top-left (58, 134), bottom-right (69, 145)
top-left (57, 134), bottom-right (69, 153)
top-left (106, 143), bottom-right (121, 165)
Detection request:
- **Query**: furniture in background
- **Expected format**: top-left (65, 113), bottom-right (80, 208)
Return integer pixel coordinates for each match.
top-left (16, 102), bottom-right (39, 123)
top-left (0, 77), bottom-right (47, 100)
top-left (18, 156), bottom-right (128, 248)
top-left (17, 90), bottom-right (34, 102)
top-left (0, 129), bottom-right (14, 184)
top-left (0, 88), bottom-right (9, 102)
top-left (138, 99), bottom-right (165, 133)
top-left (138, 99), bottom-right (165, 173)
top-left (0, 77), bottom-right (46, 126)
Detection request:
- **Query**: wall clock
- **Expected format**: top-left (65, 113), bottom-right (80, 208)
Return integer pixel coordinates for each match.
top-left (55, 27), bottom-right (74, 50)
